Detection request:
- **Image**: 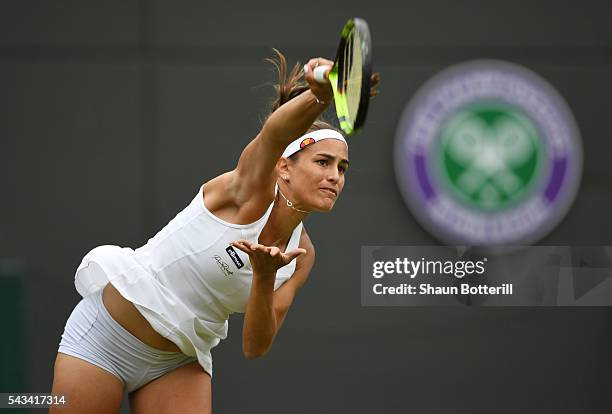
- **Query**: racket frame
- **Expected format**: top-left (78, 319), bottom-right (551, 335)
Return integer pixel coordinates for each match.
top-left (328, 17), bottom-right (372, 135)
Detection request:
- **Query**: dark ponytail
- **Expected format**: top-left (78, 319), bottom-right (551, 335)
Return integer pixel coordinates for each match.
top-left (265, 49), bottom-right (340, 135)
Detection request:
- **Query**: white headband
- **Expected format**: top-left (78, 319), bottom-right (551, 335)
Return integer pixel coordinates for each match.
top-left (281, 129), bottom-right (347, 159)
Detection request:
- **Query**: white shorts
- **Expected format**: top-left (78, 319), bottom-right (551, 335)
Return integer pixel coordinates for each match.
top-left (57, 289), bottom-right (197, 393)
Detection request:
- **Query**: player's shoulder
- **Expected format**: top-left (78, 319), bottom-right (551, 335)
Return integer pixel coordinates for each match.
top-left (299, 225), bottom-right (315, 255)
top-left (296, 225), bottom-right (315, 272)
top-left (203, 170), bottom-right (238, 203)
top-left (207, 169), bottom-right (274, 208)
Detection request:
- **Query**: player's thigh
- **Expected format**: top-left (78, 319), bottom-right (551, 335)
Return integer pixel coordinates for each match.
top-left (129, 361), bottom-right (211, 414)
top-left (50, 353), bottom-right (124, 414)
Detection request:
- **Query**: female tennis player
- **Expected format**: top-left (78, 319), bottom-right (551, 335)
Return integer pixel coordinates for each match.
top-left (50, 51), bottom-right (379, 413)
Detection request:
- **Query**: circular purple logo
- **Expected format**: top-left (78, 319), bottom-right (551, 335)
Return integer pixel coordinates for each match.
top-left (394, 60), bottom-right (582, 245)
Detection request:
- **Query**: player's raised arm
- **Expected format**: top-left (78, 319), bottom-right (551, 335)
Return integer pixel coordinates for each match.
top-left (233, 51), bottom-right (334, 198)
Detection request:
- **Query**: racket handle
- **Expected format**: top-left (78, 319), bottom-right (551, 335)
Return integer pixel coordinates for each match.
top-left (313, 65), bottom-right (332, 84)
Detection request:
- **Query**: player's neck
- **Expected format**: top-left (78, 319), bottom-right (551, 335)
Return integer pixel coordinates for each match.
top-left (258, 196), bottom-right (306, 248)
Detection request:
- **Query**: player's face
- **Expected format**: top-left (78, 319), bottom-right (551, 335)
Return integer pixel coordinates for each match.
top-left (288, 139), bottom-right (349, 212)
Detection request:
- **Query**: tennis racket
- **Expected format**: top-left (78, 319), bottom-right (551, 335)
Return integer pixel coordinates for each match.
top-left (314, 17), bottom-right (372, 135)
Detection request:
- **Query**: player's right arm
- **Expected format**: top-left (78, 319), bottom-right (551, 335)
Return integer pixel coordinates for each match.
top-left (202, 58), bottom-right (332, 221)
top-left (232, 58), bottom-right (334, 203)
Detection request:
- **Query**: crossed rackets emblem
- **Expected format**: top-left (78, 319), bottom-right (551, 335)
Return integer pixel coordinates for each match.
top-left (440, 108), bottom-right (541, 210)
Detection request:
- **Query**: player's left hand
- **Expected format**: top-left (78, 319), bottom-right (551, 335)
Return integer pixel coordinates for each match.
top-left (231, 240), bottom-right (306, 278)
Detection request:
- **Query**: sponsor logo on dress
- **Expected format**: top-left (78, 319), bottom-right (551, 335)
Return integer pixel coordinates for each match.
top-left (225, 246), bottom-right (245, 269)
top-left (213, 254), bottom-right (233, 276)
top-left (394, 60), bottom-right (582, 245)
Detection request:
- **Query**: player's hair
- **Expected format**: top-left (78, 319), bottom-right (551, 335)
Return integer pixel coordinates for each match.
top-left (265, 48), bottom-right (340, 142)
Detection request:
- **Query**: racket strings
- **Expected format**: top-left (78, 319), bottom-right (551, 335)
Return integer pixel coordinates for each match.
top-left (332, 18), bottom-right (371, 134)
top-left (345, 30), bottom-right (363, 123)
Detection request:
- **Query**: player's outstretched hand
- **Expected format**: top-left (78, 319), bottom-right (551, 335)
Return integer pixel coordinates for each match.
top-left (231, 239), bottom-right (306, 278)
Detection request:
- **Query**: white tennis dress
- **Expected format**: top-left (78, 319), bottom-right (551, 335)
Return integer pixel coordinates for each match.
top-left (74, 185), bottom-right (303, 376)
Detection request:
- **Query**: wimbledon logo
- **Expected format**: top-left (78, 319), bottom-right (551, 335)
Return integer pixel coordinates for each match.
top-left (394, 60), bottom-right (582, 245)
